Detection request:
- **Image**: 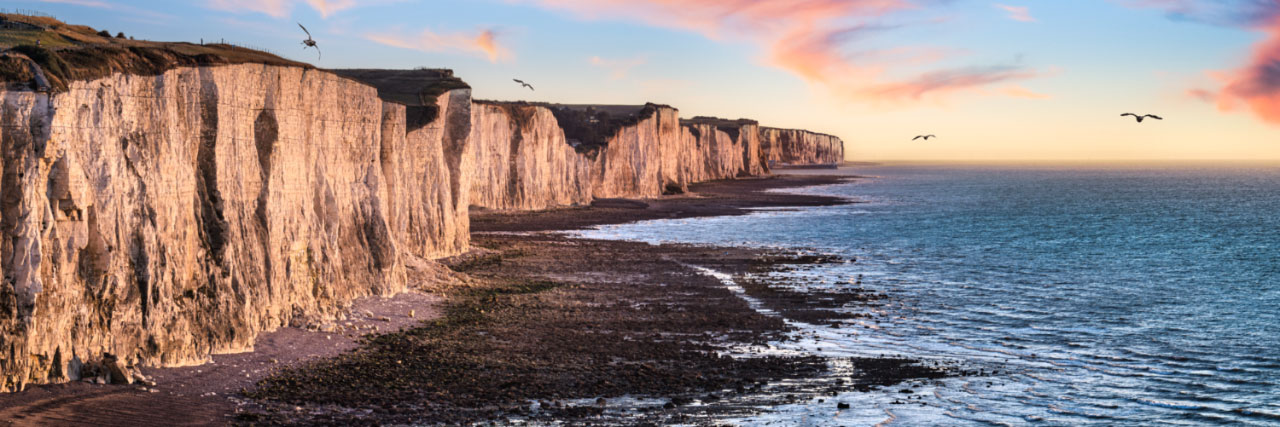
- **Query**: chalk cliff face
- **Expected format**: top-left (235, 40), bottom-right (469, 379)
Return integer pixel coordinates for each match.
top-left (681, 122), bottom-right (767, 184)
top-left (466, 103), bottom-right (592, 211)
top-left (760, 127), bottom-right (844, 166)
top-left (466, 105), bottom-right (776, 210)
top-left (1, 61), bottom-right (843, 391)
top-left (381, 94), bottom-right (472, 259)
top-left (588, 106), bottom-right (675, 199)
top-left (0, 64), bottom-right (471, 391)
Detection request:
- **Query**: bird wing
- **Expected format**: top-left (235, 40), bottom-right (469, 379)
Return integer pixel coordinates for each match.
top-left (315, 46), bottom-right (321, 59)
top-left (1145, 114), bottom-right (1162, 120)
top-left (1120, 113), bottom-right (1136, 117)
top-left (513, 79), bottom-right (524, 84)
top-left (526, 84), bottom-right (535, 91)
top-left (927, 135), bottom-right (936, 138)
top-left (912, 136), bottom-right (922, 140)
top-left (298, 23), bottom-right (312, 39)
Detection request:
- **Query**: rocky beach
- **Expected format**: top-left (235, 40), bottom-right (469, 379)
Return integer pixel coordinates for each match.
top-left (0, 174), bottom-right (959, 425)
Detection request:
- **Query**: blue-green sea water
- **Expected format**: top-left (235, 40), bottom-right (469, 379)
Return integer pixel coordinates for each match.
top-left (577, 164), bottom-right (1280, 425)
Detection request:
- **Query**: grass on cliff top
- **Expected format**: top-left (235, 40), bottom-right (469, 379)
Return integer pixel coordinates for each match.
top-left (330, 68), bottom-right (469, 106)
top-left (1, 13), bottom-right (311, 92)
top-left (474, 101), bottom-right (670, 155)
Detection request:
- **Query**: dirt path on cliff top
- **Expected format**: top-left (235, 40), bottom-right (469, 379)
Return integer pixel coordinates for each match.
top-left (0, 173), bottom-right (894, 425)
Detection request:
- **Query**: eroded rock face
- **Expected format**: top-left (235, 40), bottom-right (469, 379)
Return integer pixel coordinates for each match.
top-left (466, 104), bottom-right (776, 209)
top-left (760, 127), bottom-right (845, 166)
top-left (590, 107), bottom-right (775, 197)
top-left (466, 103), bottom-right (592, 211)
top-left (0, 64), bottom-right (471, 391)
top-left (382, 94), bottom-right (472, 259)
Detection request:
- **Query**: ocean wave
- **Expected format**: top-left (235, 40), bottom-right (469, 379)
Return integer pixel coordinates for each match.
top-left (1234, 407), bottom-right (1280, 420)
top-left (1134, 398), bottom-right (1204, 410)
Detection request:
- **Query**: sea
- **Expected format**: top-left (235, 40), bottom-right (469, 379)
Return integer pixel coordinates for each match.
top-left (575, 163), bottom-right (1280, 425)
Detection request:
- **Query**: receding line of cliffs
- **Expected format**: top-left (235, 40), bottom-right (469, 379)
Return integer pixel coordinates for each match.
top-left (0, 63), bottom-right (844, 391)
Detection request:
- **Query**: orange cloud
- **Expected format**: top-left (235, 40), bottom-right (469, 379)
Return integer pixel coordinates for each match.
top-left (365, 28), bottom-right (511, 63)
top-left (1124, 1), bottom-right (1280, 124)
top-left (1213, 18), bottom-right (1280, 124)
top-left (994, 4), bottom-right (1036, 22)
top-left (523, 0), bottom-right (1041, 104)
top-left (1002, 85), bottom-right (1052, 99)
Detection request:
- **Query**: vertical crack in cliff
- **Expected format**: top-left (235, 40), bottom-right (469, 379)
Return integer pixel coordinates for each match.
top-left (76, 207), bottom-right (108, 295)
top-left (254, 105), bottom-right (278, 294)
top-left (441, 90), bottom-right (471, 211)
top-left (1, 100), bottom-right (32, 320)
top-left (130, 231), bottom-right (150, 325)
top-left (501, 104), bottom-right (535, 205)
top-left (195, 69), bottom-right (228, 267)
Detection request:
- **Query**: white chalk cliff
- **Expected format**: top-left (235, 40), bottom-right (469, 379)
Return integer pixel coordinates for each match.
top-left (0, 63), bottom-right (843, 391)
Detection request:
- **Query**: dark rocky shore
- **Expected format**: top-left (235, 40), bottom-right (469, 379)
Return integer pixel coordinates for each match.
top-left (1, 175), bottom-right (958, 425)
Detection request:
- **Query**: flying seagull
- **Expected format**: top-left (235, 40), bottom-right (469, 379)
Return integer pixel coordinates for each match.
top-left (513, 79), bottom-right (535, 91)
top-left (912, 135), bottom-right (936, 141)
top-left (298, 22), bottom-right (320, 59)
top-left (1121, 113), bottom-right (1162, 123)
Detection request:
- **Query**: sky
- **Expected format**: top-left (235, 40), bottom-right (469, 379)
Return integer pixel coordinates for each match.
top-left (10, 0), bottom-right (1280, 162)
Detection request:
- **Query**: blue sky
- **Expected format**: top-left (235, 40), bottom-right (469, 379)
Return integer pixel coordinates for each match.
top-left (12, 0), bottom-right (1280, 162)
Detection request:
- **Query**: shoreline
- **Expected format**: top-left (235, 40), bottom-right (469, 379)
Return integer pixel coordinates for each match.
top-left (1, 174), bottom-right (955, 425)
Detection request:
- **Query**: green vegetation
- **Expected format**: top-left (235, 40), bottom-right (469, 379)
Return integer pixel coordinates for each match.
top-left (1, 13), bottom-right (311, 92)
top-left (0, 29), bottom-right (75, 49)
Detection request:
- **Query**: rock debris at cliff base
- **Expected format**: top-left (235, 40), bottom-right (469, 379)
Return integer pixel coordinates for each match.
top-left (238, 233), bottom-right (953, 425)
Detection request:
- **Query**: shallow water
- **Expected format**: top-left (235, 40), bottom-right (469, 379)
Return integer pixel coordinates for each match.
top-left (576, 164), bottom-right (1280, 425)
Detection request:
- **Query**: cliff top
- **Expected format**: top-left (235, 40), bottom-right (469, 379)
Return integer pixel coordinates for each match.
top-left (475, 101), bottom-right (671, 154)
top-left (680, 116), bottom-right (758, 141)
top-left (682, 116), bottom-right (758, 127)
top-left (330, 68), bottom-right (470, 107)
top-left (331, 69), bottom-right (470, 131)
top-left (758, 125), bottom-right (843, 141)
top-left (1, 13), bottom-right (311, 92)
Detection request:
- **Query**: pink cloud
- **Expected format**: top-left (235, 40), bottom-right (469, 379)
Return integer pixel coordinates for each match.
top-left (206, 0), bottom-right (399, 18)
top-left (37, 0), bottom-right (114, 8)
top-left (1217, 18), bottom-right (1280, 124)
top-left (590, 55), bottom-right (648, 80)
top-left (994, 4), bottom-right (1037, 22)
top-left (1186, 88), bottom-right (1217, 103)
top-left (304, 0), bottom-right (360, 18)
top-left (365, 28), bottom-right (511, 63)
top-left (1128, 1), bottom-right (1280, 124)
top-left (207, 0), bottom-right (292, 17)
top-left (522, 0), bottom-right (1041, 104)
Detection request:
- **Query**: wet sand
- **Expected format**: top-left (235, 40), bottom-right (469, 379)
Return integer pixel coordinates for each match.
top-left (1, 174), bottom-right (955, 425)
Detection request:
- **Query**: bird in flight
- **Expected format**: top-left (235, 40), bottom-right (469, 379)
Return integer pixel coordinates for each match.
top-left (513, 79), bottom-right (535, 91)
top-left (912, 135), bottom-right (936, 141)
top-left (298, 23), bottom-right (320, 59)
top-left (1121, 113), bottom-right (1162, 123)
